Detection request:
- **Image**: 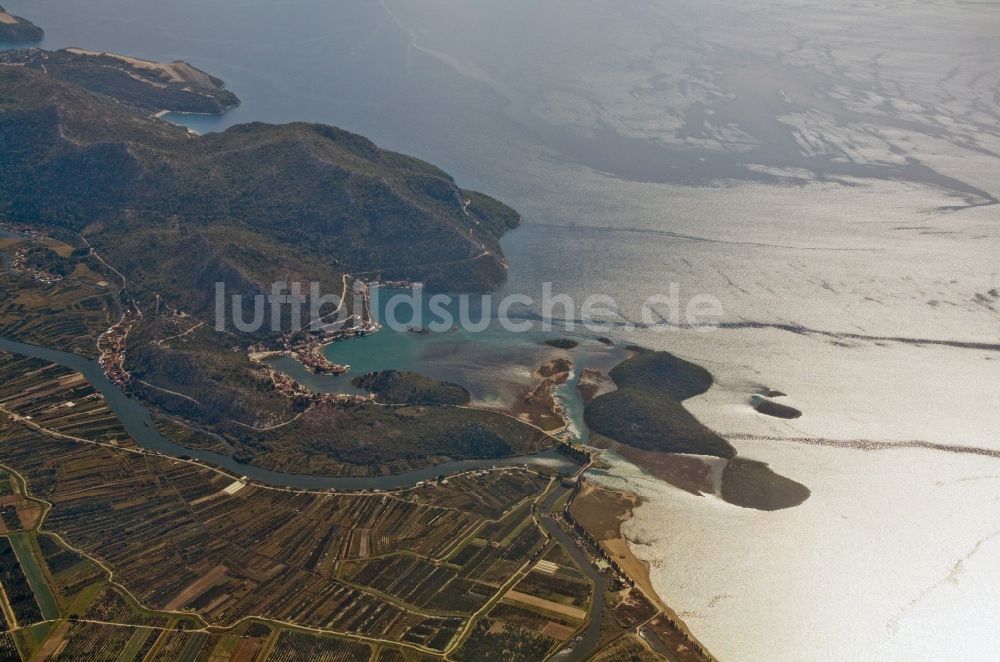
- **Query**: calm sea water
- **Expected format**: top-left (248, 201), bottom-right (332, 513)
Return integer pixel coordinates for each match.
top-left (9, 0), bottom-right (1000, 659)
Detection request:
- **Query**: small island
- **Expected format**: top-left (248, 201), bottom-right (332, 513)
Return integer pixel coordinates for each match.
top-left (0, 5), bottom-right (43, 43)
top-left (750, 393), bottom-right (802, 419)
top-left (584, 347), bottom-right (810, 510)
top-left (584, 348), bottom-right (737, 458)
top-left (544, 337), bottom-right (579, 350)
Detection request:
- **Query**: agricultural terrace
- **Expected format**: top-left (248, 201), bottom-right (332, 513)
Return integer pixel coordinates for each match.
top-left (0, 354), bottom-right (598, 660)
top-left (0, 233), bottom-right (120, 358)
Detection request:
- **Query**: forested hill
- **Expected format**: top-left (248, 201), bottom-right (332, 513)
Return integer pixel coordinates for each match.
top-left (0, 62), bottom-right (521, 298)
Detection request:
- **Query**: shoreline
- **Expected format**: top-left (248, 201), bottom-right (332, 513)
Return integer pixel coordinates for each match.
top-left (567, 479), bottom-right (716, 661)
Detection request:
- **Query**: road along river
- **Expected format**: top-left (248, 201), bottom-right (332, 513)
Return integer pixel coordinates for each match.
top-left (0, 337), bottom-right (577, 490)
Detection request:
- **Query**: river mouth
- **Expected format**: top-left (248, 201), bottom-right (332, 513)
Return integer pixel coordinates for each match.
top-left (262, 289), bottom-right (813, 511)
top-left (266, 287), bottom-right (631, 441)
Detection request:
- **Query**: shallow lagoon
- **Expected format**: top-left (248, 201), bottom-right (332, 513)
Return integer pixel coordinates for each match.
top-left (269, 287), bottom-right (629, 440)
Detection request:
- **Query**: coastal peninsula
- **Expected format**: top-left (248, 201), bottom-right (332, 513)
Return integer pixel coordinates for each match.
top-left (0, 47), bottom-right (239, 114)
top-left (0, 5), bottom-right (42, 43)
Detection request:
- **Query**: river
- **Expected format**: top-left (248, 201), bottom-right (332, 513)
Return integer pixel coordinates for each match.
top-left (0, 337), bottom-right (577, 490)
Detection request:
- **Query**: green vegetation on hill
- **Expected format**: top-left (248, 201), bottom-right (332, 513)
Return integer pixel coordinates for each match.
top-left (352, 370), bottom-right (472, 406)
top-left (0, 51), bottom-right (542, 476)
top-left (0, 6), bottom-right (43, 43)
top-left (127, 322), bottom-right (300, 427)
top-left (584, 349), bottom-right (736, 458)
top-left (0, 63), bottom-right (520, 299)
top-left (21, 244), bottom-right (85, 277)
top-left (126, 317), bottom-right (552, 475)
top-left (0, 48), bottom-right (239, 114)
top-left (238, 401), bottom-right (551, 475)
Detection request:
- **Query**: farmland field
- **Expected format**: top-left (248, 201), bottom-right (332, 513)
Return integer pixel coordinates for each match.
top-left (0, 537), bottom-right (42, 626)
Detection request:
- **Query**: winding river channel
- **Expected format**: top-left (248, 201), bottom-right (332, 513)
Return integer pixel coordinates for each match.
top-left (0, 337), bottom-right (578, 490)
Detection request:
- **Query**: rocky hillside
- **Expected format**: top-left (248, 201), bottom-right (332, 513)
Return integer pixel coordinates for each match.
top-left (0, 63), bottom-right (520, 302)
top-left (0, 48), bottom-right (239, 114)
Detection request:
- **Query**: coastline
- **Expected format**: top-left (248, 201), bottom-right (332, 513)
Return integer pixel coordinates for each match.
top-left (567, 478), bottom-right (716, 661)
top-left (9, 3), bottom-right (1000, 658)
